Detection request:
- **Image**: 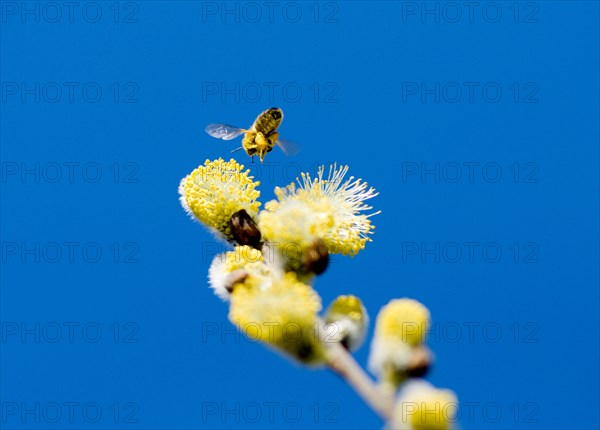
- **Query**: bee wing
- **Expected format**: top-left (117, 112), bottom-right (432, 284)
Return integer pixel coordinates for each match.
top-left (276, 138), bottom-right (300, 156)
top-left (205, 124), bottom-right (246, 140)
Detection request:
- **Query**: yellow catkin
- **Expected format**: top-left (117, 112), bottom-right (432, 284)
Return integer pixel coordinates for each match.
top-left (376, 298), bottom-right (430, 347)
top-left (228, 272), bottom-right (325, 365)
top-left (259, 164), bottom-right (378, 257)
top-left (179, 158), bottom-right (260, 240)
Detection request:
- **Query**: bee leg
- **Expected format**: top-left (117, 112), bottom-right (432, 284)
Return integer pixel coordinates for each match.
top-left (251, 155), bottom-right (255, 164)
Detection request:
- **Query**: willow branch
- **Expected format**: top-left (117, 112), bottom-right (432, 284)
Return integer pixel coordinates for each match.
top-left (319, 327), bottom-right (393, 421)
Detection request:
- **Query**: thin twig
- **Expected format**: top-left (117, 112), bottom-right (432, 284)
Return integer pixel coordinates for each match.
top-left (321, 333), bottom-right (393, 421)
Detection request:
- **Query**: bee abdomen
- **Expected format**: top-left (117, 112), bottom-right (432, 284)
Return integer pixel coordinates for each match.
top-left (252, 107), bottom-right (283, 135)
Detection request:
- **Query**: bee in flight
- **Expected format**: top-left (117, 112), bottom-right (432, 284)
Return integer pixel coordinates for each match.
top-left (205, 107), bottom-right (297, 163)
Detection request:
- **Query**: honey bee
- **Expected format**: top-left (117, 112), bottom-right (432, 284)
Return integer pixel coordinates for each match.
top-left (205, 107), bottom-right (297, 163)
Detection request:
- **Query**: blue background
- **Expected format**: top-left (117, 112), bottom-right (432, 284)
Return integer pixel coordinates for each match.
top-left (1, 1), bottom-right (599, 429)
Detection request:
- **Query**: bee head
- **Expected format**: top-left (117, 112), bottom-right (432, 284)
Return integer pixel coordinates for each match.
top-left (268, 107), bottom-right (283, 120)
top-left (255, 133), bottom-right (269, 151)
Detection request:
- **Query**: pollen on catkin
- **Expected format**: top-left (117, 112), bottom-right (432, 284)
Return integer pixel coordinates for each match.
top-left (259, 164), bottom-right (379, 257)
top-left (324, 295), bottom-right (369, 351)
top-left (179, 158), bottom-right (261, 241)
top-left (368, 299), bottom-right (431, 381)
top-left (375, 299), bottom-right (430, 347)
top-left (208, 245), bottom-right (270, 300)
top-left (228, 272), bottom-right (325, 365)
top-left (391, 380), bottom-right (458, 430)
